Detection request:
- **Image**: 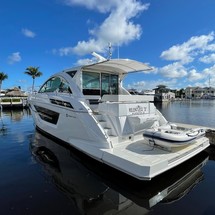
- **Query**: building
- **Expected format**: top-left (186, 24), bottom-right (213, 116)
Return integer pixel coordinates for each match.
top-left (185, 87), bottom-right (215, 99)
top-left (153, 85), bottom-right (175, 102)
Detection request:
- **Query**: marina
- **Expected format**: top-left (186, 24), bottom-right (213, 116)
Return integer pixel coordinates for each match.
top-left (0, 99), bottom-right (215, 214)
top-left (1, 1), bottom-right (214, 214)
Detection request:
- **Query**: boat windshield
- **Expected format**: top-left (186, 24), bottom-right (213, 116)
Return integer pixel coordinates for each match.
top-left (39, 76), bottom-right (72, 94)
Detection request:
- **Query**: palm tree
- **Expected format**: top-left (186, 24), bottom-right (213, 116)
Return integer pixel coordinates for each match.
top-left (0, 72), bottom-right (8, 97)
top-left (24, 66), bottom-right (42, 92)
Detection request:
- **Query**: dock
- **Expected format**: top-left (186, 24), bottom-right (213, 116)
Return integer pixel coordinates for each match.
top-left (0, 97), bottom-right (28, 109)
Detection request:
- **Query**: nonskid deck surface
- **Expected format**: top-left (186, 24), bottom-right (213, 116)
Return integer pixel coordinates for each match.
top-left (101, 137), bottom-right (209, 180)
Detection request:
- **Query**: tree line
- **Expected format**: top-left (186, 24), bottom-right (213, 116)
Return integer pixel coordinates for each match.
top-left (0, 66), bottom-right (42, 95)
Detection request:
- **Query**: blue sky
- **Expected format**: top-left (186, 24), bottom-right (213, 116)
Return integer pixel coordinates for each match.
top-left (1, 0), bottom-right (215, 92)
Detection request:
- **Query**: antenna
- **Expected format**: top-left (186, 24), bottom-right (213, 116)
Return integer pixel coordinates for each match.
top-left (117, 42), bottom-right (120, 59)
top-left (91, 52), bottom-right (106, 62)
top-left (108, 42), bottom-right (112, 60)
top-left (209, 75), bottom-right (211, 88)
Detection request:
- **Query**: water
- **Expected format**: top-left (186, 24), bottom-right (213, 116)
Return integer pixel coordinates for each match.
top-left (0, 101), bottom-right (215, 215)
top-left (155, 99), bottom-right (215, 128)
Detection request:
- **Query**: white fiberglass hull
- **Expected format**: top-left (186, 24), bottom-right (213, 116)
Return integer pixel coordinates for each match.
top-left (35, 124), bottom-right (209, 181)
top-left (29, 96), bottom-right (209, 180)
top-left (29, 95), bottom-right (210, 180)
top-left (99, 137), bottom-right (209, 180)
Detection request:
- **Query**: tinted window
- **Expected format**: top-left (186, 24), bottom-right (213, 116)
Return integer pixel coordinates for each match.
top-left (82, 71), bottom-right (100, 95)
top-left (83, 72), bottom-right (100, 89)
top-left (39, 76), bottom-right (72, 93)
top-left (101, 74), bottom-right (118, 96)
top-left (82, 71), bottom-right (118, 96)
top-left (66, 71), bottom-right (77, 78)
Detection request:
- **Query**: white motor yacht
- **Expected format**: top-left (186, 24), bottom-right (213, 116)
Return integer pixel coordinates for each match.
top-left (28, 58), bottom-right (210, 180)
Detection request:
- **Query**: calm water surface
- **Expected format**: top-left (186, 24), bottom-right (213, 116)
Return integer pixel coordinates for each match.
top-left (1, 100), bottom-right (215, 215)
top-left (155, 99), bottom-right (215, 128)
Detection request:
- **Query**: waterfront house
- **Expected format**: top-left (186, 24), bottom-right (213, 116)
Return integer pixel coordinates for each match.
top-left (0, 87), bottom-right (28, 109)
top-left (153, 85), bottom-right (175, 102)
top-left (185, 87), bottom-right (215, 99)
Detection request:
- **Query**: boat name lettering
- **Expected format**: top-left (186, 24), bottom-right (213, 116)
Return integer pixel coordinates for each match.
top-left (129, 105), bottom-right (147, 115)
top-left (66, 114), bottom-right (76, 118)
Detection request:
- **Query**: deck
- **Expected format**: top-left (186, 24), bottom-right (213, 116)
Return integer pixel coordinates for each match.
top-left (0, 97), bottom-right (28, 109)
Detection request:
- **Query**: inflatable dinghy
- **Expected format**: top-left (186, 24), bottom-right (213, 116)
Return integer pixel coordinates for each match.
top-left (143, 125), bottom-right (205, 148)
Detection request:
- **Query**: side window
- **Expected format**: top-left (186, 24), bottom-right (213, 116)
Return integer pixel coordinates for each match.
top-left (110, 74), bottom-right (118, 95)
top-left (82, 71), bottom-right (100, 95)
top-left (58, 80), bottom-right (72, 93)
top-left (101, 74), bottom-right (118, 96)
top-left (39, 76), bottom-right (72, 94)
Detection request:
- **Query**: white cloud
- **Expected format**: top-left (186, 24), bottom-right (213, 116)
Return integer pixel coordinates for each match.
top-left (199, 53), bottom-right (215, 64)
top-left (127, 81), bottom-right (147, 92)
top-left (63, 0), bottom-right (117, 13)
top-left (8, 52), bottom-right (21, 64)
top-left (161, 45), bottom-right (192, 63)
top-left (56, 0), bottom-right (150, 56)
top-left (205, 43), bottom-right (215, 52)
top-left (202, 65), bottom-right (215, 87)
top-left (72, 39), bottom-right (105, 56)
top-left (127, 78), bottom-right (178, 91)
top-left (128, 80), bottom-right (146, 88)
top-left (76, 58), bottom-right (96, 66)
top-left (187, 69), bottom-right (203, 82)
top-left (202, 64), bottom-right (215, 75)
top-left (22, 28), bottom-right (36, 38)
top-left (160, 32), bottom-right (215, 64)
top-left (158, 32), bottom-right (215, 88)
top-left (159, 62), bottom-right (187, 78)
top-left (58, 47), bottom-right (73, 56)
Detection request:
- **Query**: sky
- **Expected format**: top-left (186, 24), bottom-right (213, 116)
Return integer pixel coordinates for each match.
top-left (1, 0), bottom-right (215, 92)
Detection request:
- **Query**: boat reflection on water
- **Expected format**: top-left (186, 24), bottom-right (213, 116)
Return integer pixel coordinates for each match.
top-left (30, 130), bottom-right (209, 214)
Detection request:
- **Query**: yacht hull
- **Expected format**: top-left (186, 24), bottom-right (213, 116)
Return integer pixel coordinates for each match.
top-left (34, 123), bottom-right (209, 181)
top-left (28, 58), bottom-right (210, 180)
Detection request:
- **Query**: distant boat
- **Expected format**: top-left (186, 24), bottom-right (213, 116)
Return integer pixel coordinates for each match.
top-left (28, 57), bottom-right (210, 180)
top-left (205, 95), bottom-right (215, 100)
top-left (202, 94), bottom-right (215, 99)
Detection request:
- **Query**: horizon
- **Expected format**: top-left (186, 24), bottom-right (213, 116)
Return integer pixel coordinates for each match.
top-left (1, 0), bottom-right (215, 91)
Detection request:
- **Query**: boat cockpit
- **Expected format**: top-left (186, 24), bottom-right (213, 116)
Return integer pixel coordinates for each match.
top-left (35, 59), bottom-right (154, 115)
top-left (37, 64), bottom-right (134, 110)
